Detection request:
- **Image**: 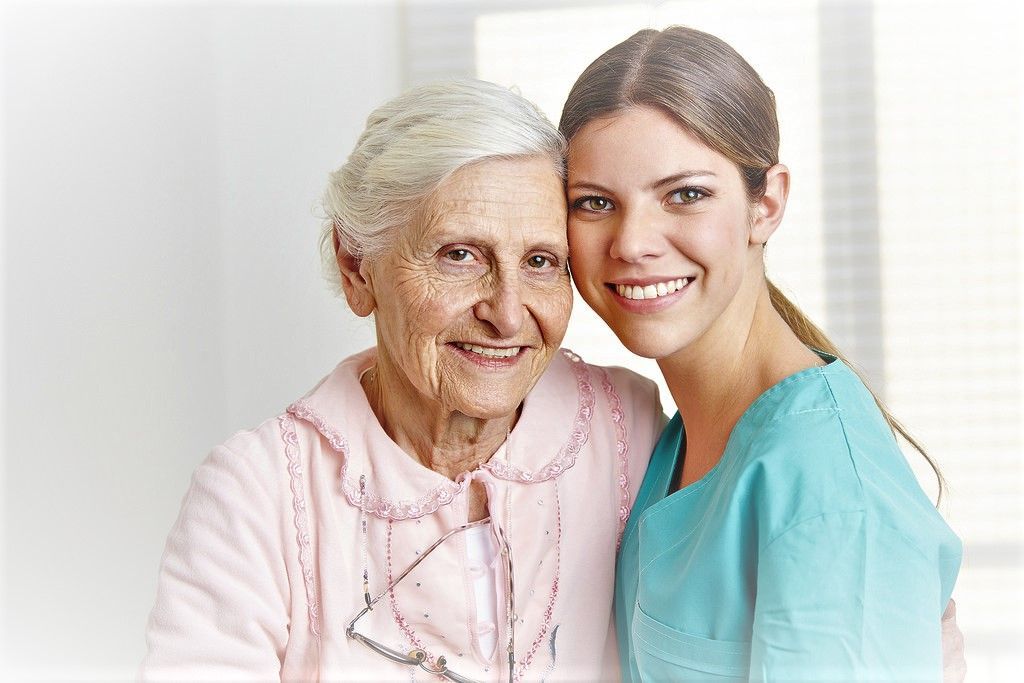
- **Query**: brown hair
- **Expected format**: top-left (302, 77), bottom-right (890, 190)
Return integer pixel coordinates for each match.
top-left (559, 26), bottom-right (945, 500)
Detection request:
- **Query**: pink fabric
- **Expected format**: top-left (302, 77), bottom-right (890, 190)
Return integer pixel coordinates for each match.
top-left (141, 348), bottom-right (663, 681)
top-left (942, 599), bottom-right (966, 683)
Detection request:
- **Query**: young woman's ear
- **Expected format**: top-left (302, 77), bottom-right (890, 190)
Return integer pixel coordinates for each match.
top-left (749, 164), bottom-right (790, 246)
top-left (334, 232), bottom-right (376, 317)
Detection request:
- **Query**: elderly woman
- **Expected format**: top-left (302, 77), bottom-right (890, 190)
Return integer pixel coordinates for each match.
top-left (141, 80), bottom-right (662, 681)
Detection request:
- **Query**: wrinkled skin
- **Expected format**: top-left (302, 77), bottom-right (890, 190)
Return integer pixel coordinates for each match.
top-left (338, 155), bottom-right (572, 492)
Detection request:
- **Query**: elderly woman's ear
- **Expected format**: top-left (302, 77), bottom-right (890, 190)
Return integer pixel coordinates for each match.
top-left (333, 232), bottom-right (376, 317)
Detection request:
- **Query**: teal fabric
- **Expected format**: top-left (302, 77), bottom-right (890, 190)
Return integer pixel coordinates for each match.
top-left (616, 355), bottom-right (962, 681)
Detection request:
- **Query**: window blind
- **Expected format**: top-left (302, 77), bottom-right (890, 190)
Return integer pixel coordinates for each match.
top-left (404, 1), bottom-right (1023, 677)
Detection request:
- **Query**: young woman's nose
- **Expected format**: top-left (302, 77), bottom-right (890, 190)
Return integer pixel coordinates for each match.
top-left (473, 274), bottom-right (525, 338)
top-left (608, 207), bottom-right (664, 263)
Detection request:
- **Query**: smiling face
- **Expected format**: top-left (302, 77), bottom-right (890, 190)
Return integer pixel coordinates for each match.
top-left (567, 106), bottom-right (778, 360)
top-left (357, 155), bottom-right (572, 421)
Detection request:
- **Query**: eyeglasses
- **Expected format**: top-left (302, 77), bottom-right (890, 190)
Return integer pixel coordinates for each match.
top-left (346, 517), bottom-right (517, 683)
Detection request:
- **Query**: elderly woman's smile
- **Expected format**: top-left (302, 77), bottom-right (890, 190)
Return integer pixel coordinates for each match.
top-left (359, 155), bottom-right (572, 424)
top-left (143, 81), bottom-right (669, 681)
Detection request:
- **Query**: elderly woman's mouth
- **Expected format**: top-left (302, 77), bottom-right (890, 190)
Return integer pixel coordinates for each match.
top-left (449, 342), bottom-right (525, 362)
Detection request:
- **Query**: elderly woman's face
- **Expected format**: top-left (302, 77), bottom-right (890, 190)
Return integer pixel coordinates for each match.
top-left (365, 156), bottom-right (572, 420)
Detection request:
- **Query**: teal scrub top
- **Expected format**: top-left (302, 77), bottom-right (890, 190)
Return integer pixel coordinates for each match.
top-left (615, 355), bottom-right (962, 682)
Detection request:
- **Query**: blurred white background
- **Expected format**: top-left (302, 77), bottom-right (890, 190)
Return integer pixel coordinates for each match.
top-left (1, 0), bottom-right (1020, 680)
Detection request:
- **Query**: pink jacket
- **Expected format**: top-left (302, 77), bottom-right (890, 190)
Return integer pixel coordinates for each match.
top-left (141, 348), bottom-right (663, 681)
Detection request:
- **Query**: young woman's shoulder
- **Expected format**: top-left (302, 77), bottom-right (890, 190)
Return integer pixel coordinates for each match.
top-left (732, 360), bottom-right (955, 556)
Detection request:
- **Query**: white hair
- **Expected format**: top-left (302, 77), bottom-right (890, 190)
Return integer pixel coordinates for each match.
top-left (319, 78), bottom-right (566, 291)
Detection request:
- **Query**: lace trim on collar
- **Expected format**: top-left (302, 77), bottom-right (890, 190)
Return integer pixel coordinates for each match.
top-left (286, 349), bottom-right (596, 521)
top-left (482, 350), bottom-right (596, 483)
top-left (286, 399), bottom-right (468, 521)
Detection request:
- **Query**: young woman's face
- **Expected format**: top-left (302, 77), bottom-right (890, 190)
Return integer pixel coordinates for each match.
top-left (567, 106), bottom-right (769, 360)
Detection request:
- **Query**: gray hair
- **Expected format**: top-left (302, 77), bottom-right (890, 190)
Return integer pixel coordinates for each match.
top-left (320, 78), bottom-right (566, 290)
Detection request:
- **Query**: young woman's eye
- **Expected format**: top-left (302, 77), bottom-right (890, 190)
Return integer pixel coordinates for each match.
top-left (445, 248), bottom-right (475, 262)
top-left (526, 254), bottom-right (554, 269)
top-left (573, 196), bottom-right (614, 212)
top-left (668, 187), bottom-right (707, 204)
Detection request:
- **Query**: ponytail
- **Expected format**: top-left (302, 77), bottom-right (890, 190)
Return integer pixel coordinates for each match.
top-left (767, 280), bottom-right (947, 504)
top-left (556, 24), bottom-right (946, 504)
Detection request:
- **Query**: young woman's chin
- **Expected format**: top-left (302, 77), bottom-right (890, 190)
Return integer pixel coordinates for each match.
top-left (602, 318), bottom-right (702, 361)
top-left (618, 337), bottom-right (676, 360)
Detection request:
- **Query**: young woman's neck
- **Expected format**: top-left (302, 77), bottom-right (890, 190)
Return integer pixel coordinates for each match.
top-left (657, 281), bottom-right (821, 487)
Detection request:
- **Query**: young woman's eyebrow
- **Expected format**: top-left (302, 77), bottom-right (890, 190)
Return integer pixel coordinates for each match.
top-left (648, 170), bottom-right (717, 190)
top-left (566, 180), bottom-right (614, 194)
top-left (568, 171), bottom-right (717, 194)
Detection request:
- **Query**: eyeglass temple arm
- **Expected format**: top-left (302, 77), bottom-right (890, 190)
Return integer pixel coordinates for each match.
top-left (496, 523), bottom-right (516, 683)
top-left (360, 518), bottom-right (493, 612)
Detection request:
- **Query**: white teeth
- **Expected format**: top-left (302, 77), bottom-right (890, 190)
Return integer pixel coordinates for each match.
top-left (615, 278), bottom-right (691, 300)
top-left (455, 343), bottom-right (521, 358)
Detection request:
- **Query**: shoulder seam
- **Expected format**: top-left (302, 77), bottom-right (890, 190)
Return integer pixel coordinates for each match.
top-left (759, 509), bottom-right (937, 566)
top-left (820, 371), bottom-right (866, 497)
top-left (759, 508), bottom-right (867, 554)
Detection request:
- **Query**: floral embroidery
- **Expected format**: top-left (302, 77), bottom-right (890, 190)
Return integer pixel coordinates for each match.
top-left (595, 366), bottom-right (631, 547)
top-left (515, 482), bottom-right (562, 681)
top-left (278, 414), bottom-right (321, 639)
top-left (483, 350), bottom-right (596, 483)
top-left (288, 399), bottom-right (469, 521)
top-left (382, 485), bottom-right (564, 682)
top-left (345, 474), bottom-right (467, 522)
top-left (287, 348), bottom-right (596, 520)
top-left (287, 399), bottom-right (351, 452)
top-left (385, 520), bottom-right (432, 660)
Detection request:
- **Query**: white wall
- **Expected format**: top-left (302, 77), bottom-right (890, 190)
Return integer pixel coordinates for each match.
top-left (1, 2), bottom-right (398, 677)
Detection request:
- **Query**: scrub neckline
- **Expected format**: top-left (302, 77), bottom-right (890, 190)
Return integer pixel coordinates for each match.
top-left (655, 349), bottom-right (842, 507)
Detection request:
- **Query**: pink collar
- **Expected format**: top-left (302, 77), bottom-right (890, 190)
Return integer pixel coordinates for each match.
top-left (287, 348), bottom-right (597, 521)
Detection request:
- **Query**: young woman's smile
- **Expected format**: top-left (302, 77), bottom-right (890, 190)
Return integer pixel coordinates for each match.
top-left (604, 275), bottom-right (697, 314)
top-left (567, 105), bottom-right (769, 360)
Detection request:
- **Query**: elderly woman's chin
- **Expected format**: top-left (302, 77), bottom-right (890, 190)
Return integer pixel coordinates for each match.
top-left (433, 346), bottom-right (561, 420)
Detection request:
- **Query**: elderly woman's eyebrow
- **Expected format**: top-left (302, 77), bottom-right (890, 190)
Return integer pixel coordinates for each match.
top-left (427, 234), bottom-right (567, 255)
top-left (528, 240), bottom-right (569, 255)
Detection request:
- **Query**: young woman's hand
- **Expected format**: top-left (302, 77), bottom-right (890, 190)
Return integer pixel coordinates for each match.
top-left (942, 599), bottom-right (966, 683)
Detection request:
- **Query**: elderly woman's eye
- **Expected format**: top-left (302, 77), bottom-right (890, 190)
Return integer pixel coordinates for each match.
top-left (527, 254), bottom-right (554, 269)
top-left (573, 196), bottom-right (613, 212)
top-left (445, 248), bottom-right (475, 262)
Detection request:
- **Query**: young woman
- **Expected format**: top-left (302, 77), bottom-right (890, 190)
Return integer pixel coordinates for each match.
top-left (560, 27), bottom-right (962, 681)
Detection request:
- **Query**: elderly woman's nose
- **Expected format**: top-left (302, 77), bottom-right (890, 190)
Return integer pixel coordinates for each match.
top-left (473, 276), bottom-right (526, 338)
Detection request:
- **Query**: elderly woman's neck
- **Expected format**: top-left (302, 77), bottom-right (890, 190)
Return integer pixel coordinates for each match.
top-left (361, 363), bottom-right (515, 481)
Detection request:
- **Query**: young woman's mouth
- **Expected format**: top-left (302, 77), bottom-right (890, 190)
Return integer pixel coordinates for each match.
top-left (608, 277), bottom-right (695, 301)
